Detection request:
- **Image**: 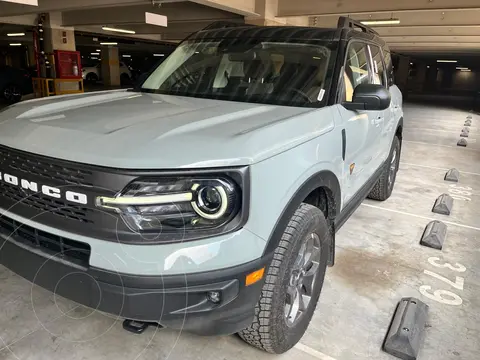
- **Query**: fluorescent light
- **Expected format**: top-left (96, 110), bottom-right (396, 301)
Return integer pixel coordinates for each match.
top-left (7, 33), bottom-right (25, 37)
top-left (153, 53), bottom-right (165, 57)
top-left (437, 60), bottom-right (457, 63)
top-left (461, 69), bottom-right (472, 72)
top-left (91, 52), bottom-right (100, 55)
top-left (456, 67), bottom-right (469, 70)
top-left (360, 19), bottom-right (400, 26)
top-left (91, 57), bottom-right (98, 60)
top-left (100, 42), bottom-right (118, 46)
top-left (9, 43), bottom-right (22, 46)
top-left (122, 54), bottom-right (131, 58)
top-left (96, 49), bottom-right (101, 52)
top-left (102, 26), bottom-right (135, 34)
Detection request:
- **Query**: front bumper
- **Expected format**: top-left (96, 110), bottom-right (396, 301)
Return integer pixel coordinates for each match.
top-left (0, 235), bottom-right (270, 336)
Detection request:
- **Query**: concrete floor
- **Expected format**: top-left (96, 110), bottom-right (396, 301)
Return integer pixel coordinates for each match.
top-left (0, 103), bottom-right (479, 360)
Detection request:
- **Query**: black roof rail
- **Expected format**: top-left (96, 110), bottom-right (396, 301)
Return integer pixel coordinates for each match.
top-left (337, 16), bottom-right (379, 36)
top-left (201, 21), bottom-right (256, 31)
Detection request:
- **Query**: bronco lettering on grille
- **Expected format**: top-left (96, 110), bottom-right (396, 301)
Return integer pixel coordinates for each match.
top-left (0, 172), bottom-right (88, 205)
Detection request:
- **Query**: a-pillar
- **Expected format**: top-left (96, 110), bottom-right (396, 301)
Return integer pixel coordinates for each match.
top-left (413, 63), bottom-right (427, 92)
top-left (395, 56), bottom-right (410, 95)
top-left (101, 46), bottom-right (121, 87)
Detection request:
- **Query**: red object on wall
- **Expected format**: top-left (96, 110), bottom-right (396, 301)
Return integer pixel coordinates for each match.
top-left (54, 50), bottom-right (82, 79)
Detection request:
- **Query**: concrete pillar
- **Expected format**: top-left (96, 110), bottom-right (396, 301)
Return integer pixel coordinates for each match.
top-left (395, 56), bottom-right (410, 95)
top-left (425, 66), bottom-right (438, 91)
top-left (101, 46), bottom-right (121, 87)
top-left (413, 63), bottom-right (427, 92)
top-left (441, 67), bottom-right (454, 89)
top-left (44, 12), bottom-right (76, 53)
top-left (246, 0), bottom-right (308, 26)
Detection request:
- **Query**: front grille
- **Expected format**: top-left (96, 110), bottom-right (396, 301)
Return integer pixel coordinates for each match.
top-left (0, 215), bottom-right (91, 267)
top-left (0, 147), bottom-right (93, 187)
top-left (0, 182), bottom-right (93, 223)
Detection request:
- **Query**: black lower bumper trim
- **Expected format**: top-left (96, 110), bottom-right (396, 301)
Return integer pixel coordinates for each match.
top-left (0, 236), bottom-right (270, 336)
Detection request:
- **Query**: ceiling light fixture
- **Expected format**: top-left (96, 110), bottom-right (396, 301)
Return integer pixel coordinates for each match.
top-left (460, 69), bottom-right (472, 72)
top-left (153, 53), bottom-right (165, 57)
top-left (456, 67), bottom-right (469, 70)
top-left (9, 43), bottom-right (22, 46)
top-left (360, 19), bottom-right (400, 26)
top-left (437, 60), bottom-right (457, 63)
top-left (102, 26), bottom-right (136, 34)
top-left (96, 49), bottom-right (101, 52)
top-left (100, 42), bottom-right (118, 46)
top-left (122, 54), bottom-right (131, 58)
top-left (7, 33), bottom-right (25, 37)
top-left (91, 52), bottom-right (100, 55)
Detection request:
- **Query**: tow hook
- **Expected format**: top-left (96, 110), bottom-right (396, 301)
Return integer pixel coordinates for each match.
top-left (122, 319), bottom-right (163, 334)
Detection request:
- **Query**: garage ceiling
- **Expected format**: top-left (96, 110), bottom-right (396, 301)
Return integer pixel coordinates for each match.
top-left (1, 0), bottom-right (480, 56)
top-left (276, 0), bottom-right (480, 56)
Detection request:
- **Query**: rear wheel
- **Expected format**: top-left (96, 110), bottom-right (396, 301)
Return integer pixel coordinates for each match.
top-left (239, 203), bottom-right (329, 354)
top-left (3, 84), bottom-right (22, 103)
top-left (368, 136), bottom-right (401, 201)
top-left (86, 73), bottom-right (98, 82)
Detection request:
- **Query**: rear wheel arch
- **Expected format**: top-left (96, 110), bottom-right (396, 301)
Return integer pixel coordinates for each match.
top-left (262, 170), bottom-right (341, 265)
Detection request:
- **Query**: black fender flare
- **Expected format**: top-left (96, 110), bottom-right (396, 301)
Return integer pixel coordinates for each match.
top-left (262, 170), bottom-right (341, 266)
top-left (396, 117), bottom-right (404, 138)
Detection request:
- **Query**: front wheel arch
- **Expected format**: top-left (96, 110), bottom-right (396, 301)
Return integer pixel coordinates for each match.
top-left (262, 170), bottom-right (341, 265)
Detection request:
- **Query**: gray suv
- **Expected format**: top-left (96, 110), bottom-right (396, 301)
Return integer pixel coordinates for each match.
top-left (0, 18), bottom-right (402, 354)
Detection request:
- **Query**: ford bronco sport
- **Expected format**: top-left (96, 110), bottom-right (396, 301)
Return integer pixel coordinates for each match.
top-left (0, 18), bottom-right (403, 354)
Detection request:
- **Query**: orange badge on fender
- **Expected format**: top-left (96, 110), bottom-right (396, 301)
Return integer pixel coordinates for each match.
top-left (349, 163), bottom-right (355, 175)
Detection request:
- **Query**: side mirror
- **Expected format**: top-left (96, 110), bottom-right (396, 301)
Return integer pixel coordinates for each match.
top-left (342, 84), bottom-right (391, 111)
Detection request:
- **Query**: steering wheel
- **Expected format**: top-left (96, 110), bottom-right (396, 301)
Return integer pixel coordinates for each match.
top-left (289, 88), bottom-right (314, 103)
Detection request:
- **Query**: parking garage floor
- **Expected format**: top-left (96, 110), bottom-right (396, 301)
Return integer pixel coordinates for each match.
top-left (0, 102), bottom-right (479, 360)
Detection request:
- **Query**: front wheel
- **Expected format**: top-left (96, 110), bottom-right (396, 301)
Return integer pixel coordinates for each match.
top-left (368, 135), bottom-right (401, 201)
top-left (239, 203), bottom-right (329, 354)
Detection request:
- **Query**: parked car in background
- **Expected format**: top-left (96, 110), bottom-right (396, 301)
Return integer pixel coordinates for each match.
top-left (0, 66), bottom-right (33, 104)
top-left (82, 62), bottom-right (132, 84)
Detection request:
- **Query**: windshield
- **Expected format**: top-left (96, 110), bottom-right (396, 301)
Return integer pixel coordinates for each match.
top-left (141, 39), bottom-right (333, 107)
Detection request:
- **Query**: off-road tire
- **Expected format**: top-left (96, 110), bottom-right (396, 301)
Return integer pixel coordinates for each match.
top-left (238, 203), bottom-right (330, 354)
top-left (368, 136), bottom-right (401, 201)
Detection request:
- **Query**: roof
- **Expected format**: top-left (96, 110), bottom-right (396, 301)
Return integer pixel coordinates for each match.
top-left (188, 23), bottom-right (386, 48)
top-left (189, 25), bottom-right (340, 43)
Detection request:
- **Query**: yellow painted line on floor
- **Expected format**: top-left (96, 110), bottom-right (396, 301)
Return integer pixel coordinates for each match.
top-left (361, 203), bottom-right (480, 232)
top-left (294, 343), bottom-right (338, 360)
top-left (400, 162), bottom-right (480, 176)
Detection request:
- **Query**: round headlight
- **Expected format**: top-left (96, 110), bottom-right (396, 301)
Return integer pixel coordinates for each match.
top-left (191, 184), bottom-right (229, 220)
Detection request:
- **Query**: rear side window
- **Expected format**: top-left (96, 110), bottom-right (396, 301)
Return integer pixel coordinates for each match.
top-left (368, 45), bottom-right (386, 87)
top-left (383, 49), bottom-right (394, 87)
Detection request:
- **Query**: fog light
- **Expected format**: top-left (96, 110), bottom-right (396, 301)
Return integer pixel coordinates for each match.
top-left (207, 291), bottom-right (221, 304)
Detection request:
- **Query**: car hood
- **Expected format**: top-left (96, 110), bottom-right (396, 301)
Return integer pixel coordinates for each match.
top-left (0, 90), bottom-right (335, 169)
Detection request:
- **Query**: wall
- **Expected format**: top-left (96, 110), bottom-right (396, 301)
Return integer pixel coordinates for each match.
top-left (452, 70), bottom-right (479, 91)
